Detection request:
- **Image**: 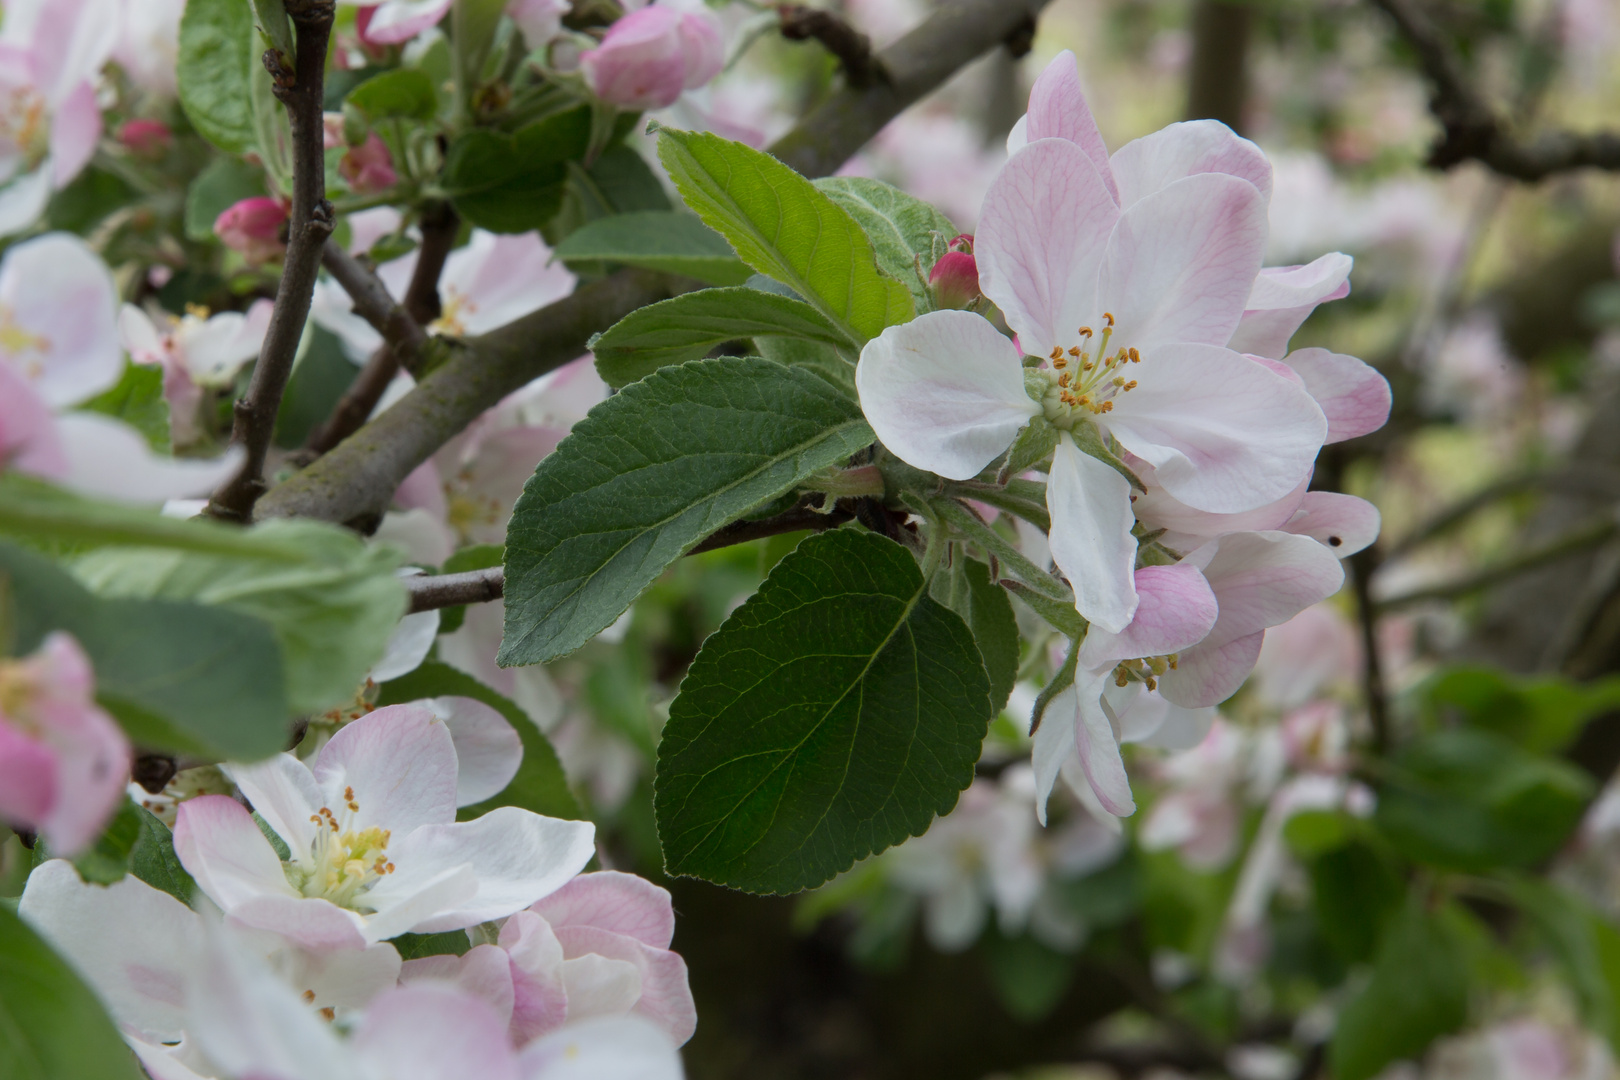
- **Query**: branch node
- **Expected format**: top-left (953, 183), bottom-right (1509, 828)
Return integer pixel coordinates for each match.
top-left (778, 4), bottom-right (886, 89)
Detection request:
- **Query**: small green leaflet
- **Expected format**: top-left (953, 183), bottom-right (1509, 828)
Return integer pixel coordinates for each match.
top-left (345, 69), bottom-right (438, 121)
top-left (80, 365), bottom-right (170, 454)
top-left (655, 128), bottom-right (914, 345)
top-left (444, 108), bottom-right (593, 233)
top-left (501, 357), bottom-right (874, 666)
top-left (554, 212), bottom-right (751, 287)
top-left (814, 176), bottom-right (958, 311)
top-left (0, 905), bottom-right (147, 1080)
top-left (176, 0), bottom-right (257, 154)
top-left (655, 529), bottom-right (994, 894)
top-left (590, 287), bottom-right (854, 388)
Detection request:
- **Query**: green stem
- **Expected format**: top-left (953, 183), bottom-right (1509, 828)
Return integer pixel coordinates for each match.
top-left (926, 496), bottom-right (1071, 603)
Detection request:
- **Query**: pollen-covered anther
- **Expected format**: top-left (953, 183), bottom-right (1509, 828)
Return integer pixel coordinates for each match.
top-left (1102, 312), bottom-right (1115, 328)
top-left (1058, 372), bottom-right (1072, 388)
top-left (1078, 326), bottom-right (1092, 338)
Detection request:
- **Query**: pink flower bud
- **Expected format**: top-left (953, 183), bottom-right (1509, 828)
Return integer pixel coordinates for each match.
top-left (323, 112), bottom-right (346, 150)
top-left (213, 196), bottom-right (288, 266)
top-left (339, 132), bottom-right (398, 194)
top-left (929, 251), bottom-right (980, 309)
top-left (117, 118), bottom-right (173, 158)
top-left (0, 632), bottom-right (131, 856)
top-left (581, 6), bottom-right (726, 111)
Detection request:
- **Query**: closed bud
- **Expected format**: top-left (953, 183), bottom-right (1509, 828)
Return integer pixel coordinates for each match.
top-left (213, 196), bottom-right (288, 266)
top-left (117, 118), bottom-right (173, 159)
top-left (929, 250), bottom-right (980, 310)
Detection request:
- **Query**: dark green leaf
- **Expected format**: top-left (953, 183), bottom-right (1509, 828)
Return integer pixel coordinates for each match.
top-left (177, 0), bottom-right (257, 153)
top-left (1419, 665), bottom-right (1620, 754)
top-left (930, 556), bottom-right (1019, 713)
top-left (0, 541), bottom-right (290, 761)
top-left (67, 801), bottom-right (142, 886)
top-left (444, 107), bottom-right (592, 233)
top-left (79, 365), bottom-right (169, 454)
top-left (554, 211), bottom-right (750, 286)
top-left (655, 529), bottom-right (993, 894)
top-left (1375, 728), bottom-right (1592, 872)
top-left (0, 904), bottom-right (146, 1080)
top-left (755, 337), bottom-right (856, 397)
top-left (345, 68), bottom-right (438, 120)
top-left (128, 808), bottom-right (195, 905)
top-left (274, 327), bottom-right (359, 449)
top-left (981, 930), bottom-right (1074, 1023)
top-left (377, 661), bottom-right (583, 821)
top-left (391, 931), bottom-right (472, 960)
top-left (1304, 837), bottom-right (1403, 963)
top-left (590, 288), bottom-right (854, 389)
top-left (814, 176), bottom-right (956, 310)
top-left (47, 168), bottom-right (135, 235)
top-left (1329, 901), bottom-right (1471, 1080)
top-left (501, 357), bottom-right (874, 665)
top-left (656, 128), bottom-right (914, 344)
top-left (184, 156), bottom-right (268, 242)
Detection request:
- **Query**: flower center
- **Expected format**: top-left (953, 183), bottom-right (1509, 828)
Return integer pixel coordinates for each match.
top-left (1037, 312), bottom-right (1141, 427)
top-left (0, 659), bottom-right (42, 734)
top-left (430, 290), bottom-right (477, 337)
top-left (0, 85), bottom-right (50, 174)
top-left (286, 786), bottom-right (397, 910)
top-left (0, 303), bottom-right (51, 376)
top-left (1112, 653), bottom-right (1179, 693)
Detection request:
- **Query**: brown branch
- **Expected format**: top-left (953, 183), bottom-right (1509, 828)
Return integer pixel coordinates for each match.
top-left (778, 5), bottom-right (883, 90)
top-left (304, 343), bottom-right (403, 455)
top-left (1369, 0), bottom-right (1620, 179)
top-left (1376, 516), bottom-right (1620, 611)
top-left (206, 0), bottom-right (335, 522)
top-left (404, 201), bottom-right (459, 328)
top-left (319, 241), bottom-right (427, 362)
top-left (256, 0), bottom-right (1058, 526)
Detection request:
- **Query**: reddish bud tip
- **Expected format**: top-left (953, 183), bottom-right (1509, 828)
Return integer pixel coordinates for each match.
top-left (929, 250), bottom-right (981, 309)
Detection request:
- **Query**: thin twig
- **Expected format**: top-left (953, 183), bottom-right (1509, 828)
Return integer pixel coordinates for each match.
top-left (404, 201), bottom-right (459, 329)
top-left (1368, 0), bottom-right (1620, 179)
top-left (1349, 547), bottom-right (1391, 753)
top-left (1376, 517), bottom-right (1620, 611)
top-left (777, 4), bottom-right (884, 89)
top-left (206, 0), bottom-right (336, 522)
top-left (304, 342), bottom-right (403, 455)
top-left (320, 241), bottom-right (427, 361)
top-left (1384, 464), bottom-right (1620, 561)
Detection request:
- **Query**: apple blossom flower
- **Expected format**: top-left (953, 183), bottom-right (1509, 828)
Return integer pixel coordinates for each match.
top-left (112, 0), bottom-right (184, 98)
top-left (580, 3), bottom-right (725, 111)
top-left (1251, 603), bottom-right (1360, 711)
top-left (339, 132), bottom-right (398, 194)
top-left (117, 117), bottom-right (174, 158)
top-left (174, 704), bottom-right (597, 951)
top-left (213, 197), bottom-right (288, 265)
top-left (339, 0), bottom-right (454, 45)
top-left (858, 53), bottom-right (1328, 633)
top-left (1139, 719), bottom-right (1254, 870)
top-left (119, 300), bottom-right (273, 448)
top-left (0, 632), bottom-right (129, 856)
top-left (508, 0), bottom-right (572, 48)
top-left (0, 359), bottom-right (68, 478)
top-left (0, 0), bottom-right (116, 234)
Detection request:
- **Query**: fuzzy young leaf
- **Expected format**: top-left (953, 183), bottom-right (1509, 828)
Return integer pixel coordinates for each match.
top-left (177, 0), bottom-right (258, 154)
top-left (655, 529), bottom-right (993, 894)
top-left (656, 128), bottom-right (914, 344)
top-left (554, 212), bottom-right (751, 286)
top-left (814, 176), bottom-right (957, 310)
top-left (501, 357), bottom-right (874, 666)
top-left (0, 905), bottom-right (146, 1080)
top-left (591, 288), bottom-right (854, 388)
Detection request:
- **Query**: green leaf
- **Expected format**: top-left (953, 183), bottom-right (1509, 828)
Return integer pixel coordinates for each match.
top-left (1499, 875), bottom-right (1620, 1053)
top-left (184, 156), bottom-right (268, 241)
top-left (128, 807), bottom-right (196, 905)
top-left (1304, 836), bottom-right (1403, 963)
top-left (554, 211), bottom-right (750, 286)
top-left (345, 68), bottom-right (438, 120)
top-left (46, 168), bottom-right (136, 235)
top-left (78, 364), bottom-right (169, 454)
top-left (655, 529), bottom-right (993, 894)
top-left (590, 288), bottom-right (854, 389)
top-left (392, 931), bottom-right (472, 960)
top-left (177, 0), bottom-right (258, 154)
top-left (67, 801), bottom-right (143, 886)
top-left (0, 541), bottom-right (291, 761)
top-left (1374, 728), bottom-right (1593, 872)
top-left (755, 336), bottom-right (856, 397)
top-left (1329, 900), bottom-right (1471, 1080)
top-left (930, 556), bottom-right (1019, 713)
top-left (444, 107), bottom-right (593, 233)
top-left (501, 357), bottom-right (875, 665)
top-left (0, 905), bottom-right (146, 1080)
top-left (813, 176), bottom-right (956, 311)
top-left (71, 520), bottom-right (406, 716)
top-left (376, 661), bottom-right (584, 822)
top-left (1419, 665), bottom-right (1620, 754)
top-left (656, 128), bottom-right (914, 344)
top-left (981, 930), bottom-right (1074, 1023)
top-left (274, 327), bottom-right (359, 449)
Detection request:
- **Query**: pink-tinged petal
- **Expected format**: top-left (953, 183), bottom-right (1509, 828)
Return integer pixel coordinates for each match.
top-left (1129, 457), bottom-right (1306, 550)
top-left (1105, 343), bottom-right (1325, 514)
top-left (173, 795), bottom-right (299, 911)
top-left (1022, 50), bottom-right (1118, 202)
top-left (1253, 604), bottom-right (1359, 710)
top-left (4, 0), bottom-right (119, 104)
top-left (361, 0), bottom-right (455, 43)
top-left (19, 860), bottom-right (196, 1042)
top-left (560, 952), bottom-right (643, 1018)
top-left (180, 302), bottom-right (273, 385)
top-left (1075, 689), bottom-right (1135, 817)
top-left (0, 360), bottom-right (68, 479)
top-left (441, 231), bottom-right (577, 336)
top-left (400, 945), bottom-right (516, 1028)
top-left (1032, 685), bottom-right (1078, 826)
top-left (508, 0), bottom-right (571, 47)
top-left (1227, 254), bottom-right (1353, 358)
top-left (556, 926), bottom-right (696, 1045)
top-left (1098, 173), bottom-right (1267, 349)
top-left (0, 167), bottom-right (55, 236)
top-left (421, 696), bottom-right (523, 807)
top-left (313, 704), bottom-right (459, 834)
top-left (1078, 563), bottom-right (1218, 669)
top-left (501, 911), bottom-right (569, 1043)
top-left (0, 721), bottom-right (54, 826)
top-left (517, 1015), bottom-right (684, 1080)
top-left (676, 11), bottom-right (725, 89)
top-left (1281, 347), bottom-right (1391, 444)
top-left (225, 753), bottom-right (322, 867)
top-left (530, 871), bottom-right (676, 950)
top-left (1047, 435), bottom-right (1138, 634)
top-left (354, 984), bottom-right (520, 1080)
top-left (580, 8), bottom-right (688, 110)
top-left (49, 81), bottom-right (100, 186)
top-left (0, 232), bottom-right (121, 407)
top-left (855, 310), bottom-right (1036, 480)
top-left (394, 458), bottom-right (448, 518)
top-left (36, 700), bottom-right (130, 856)
top-left (385, 808), bottom-right (597, 933)
top-left (1160, 631), bottom-right (1265, 709)
top-left (280, 941), bottom-right (403, 1014)
top-left (369, 606), bottom-right (440, 684)
top-left (1282, 492), bottom-right (1380, 557)
top-left (54, 413), bottom-right (243, 503)
top-left (1108, 119), bottom-right (1272, 208)
top-left (229, 894), bottom-right (372, 952)
top-left (976, 138), bottom-right (1118, 358)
